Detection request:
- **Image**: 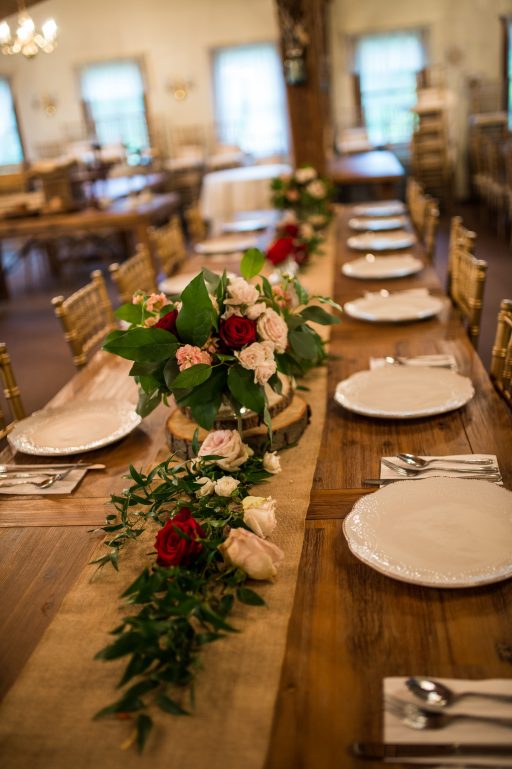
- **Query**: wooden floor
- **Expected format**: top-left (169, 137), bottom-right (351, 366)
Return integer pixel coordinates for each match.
top-left (0, 201), bottom-right (510, 416)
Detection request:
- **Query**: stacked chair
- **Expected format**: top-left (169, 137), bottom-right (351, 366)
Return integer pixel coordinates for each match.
top-left (0, 342), bottom-right (25, 442)
top-left (490, 299), bottom-right (512, 407)
top-left (446, 216), bottom-right (487, 348)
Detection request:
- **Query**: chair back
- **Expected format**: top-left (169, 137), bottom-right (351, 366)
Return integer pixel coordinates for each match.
top-left (109, 245), bottom-right (156, 305)
top-left (406, 177), bottom-right (438, 259)
top-left (447, 217), bottom-right (487, 347)
top-left (422, 197), bottom-right (439, 261)
top-left (185, 204), bottom-right (208, 244)
top-left (490, 299), bottom-right (512, 407)
top-left (149, 216), bottom-right (187, 277)
top-left (52, 270), bottom-right (116, 369)
top-left (0, 342), bottom-right (26, 441)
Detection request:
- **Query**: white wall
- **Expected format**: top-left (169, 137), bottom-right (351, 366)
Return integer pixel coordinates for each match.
top-left (0, 0), bottom-right (279, 158)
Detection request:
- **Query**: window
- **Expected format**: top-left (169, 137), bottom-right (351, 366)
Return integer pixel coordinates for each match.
top-left (0, 78), bottom-right (24, 166)
top-left (353, 30), bottom-right (426, 145)
top-left (506, 18), bottom-right (512, 126)
top-left (79, 59), bottom-right (150, 152)
top-left (213, 43), bottom-right (288, 158)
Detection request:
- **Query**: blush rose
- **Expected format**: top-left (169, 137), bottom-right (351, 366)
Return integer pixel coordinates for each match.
top-left (219, 528), bottom-right (284, 580)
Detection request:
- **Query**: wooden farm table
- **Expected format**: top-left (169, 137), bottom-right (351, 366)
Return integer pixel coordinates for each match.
top-left (1, 206), bottom-right (511, 769)
top-left (328, 150), bottom-right (405, 200)
top-left (0, 192), bottom-right (180, 300)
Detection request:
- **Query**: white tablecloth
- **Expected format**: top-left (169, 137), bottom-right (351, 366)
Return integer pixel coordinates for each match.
top-left (199, 163), bottom-right (291, 234)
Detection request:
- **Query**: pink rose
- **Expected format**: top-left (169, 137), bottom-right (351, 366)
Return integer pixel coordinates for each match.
top-left (245, 302), bottom-right (266, 320)
top-left (146, 292), bottom-right (168, 312)
top-left (236, 341), bottom-right (276, 385)
top-left (257, 309), bottom-right (288, 353)
top-left (242, 495), bottom-right (277, 538)
top-left (306, 180), bottom-right (326, 199)
top-left (219, 527), bottom-right (284, 580)
top-left (286, 189), bottom-right (299, 202)
top-left (132, 290), bottom-right (145, 305)
top-left (198, 429), bottom-right (252, 471)
top-left (176, 345), bottom-right (212, 371)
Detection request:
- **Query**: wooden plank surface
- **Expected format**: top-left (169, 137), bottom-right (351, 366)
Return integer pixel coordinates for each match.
top-left (328, 151), bottom-right (405, 184)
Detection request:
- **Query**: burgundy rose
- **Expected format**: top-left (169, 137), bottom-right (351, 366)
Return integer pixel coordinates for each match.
top-left (219, 315), bottom-right (257, 350)
top-left (280, 223), bottom-right (299, 238)
top-left (266, 236), bottom-right (295, 266)
top-left (155, 308), bottom-right (178, 336)
top-left (294, 243), bottom-right (310, 265)
top-left (154, 508), bottom-right (205, 567)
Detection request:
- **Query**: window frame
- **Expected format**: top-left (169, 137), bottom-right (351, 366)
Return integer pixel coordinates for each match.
top-left (75, 55), bottom-right (153, 149)
top-left (501, 15), bottom-right (512, 123)
top-left (0, 74), bottom-right (26, 167)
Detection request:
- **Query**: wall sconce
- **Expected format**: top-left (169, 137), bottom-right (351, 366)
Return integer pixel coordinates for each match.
top-left (32, 93), bottom-right (57, 116)
top-left (167, 78), bottom-right (194, 102)
top-left (277, 1), bottom-right (309, 85)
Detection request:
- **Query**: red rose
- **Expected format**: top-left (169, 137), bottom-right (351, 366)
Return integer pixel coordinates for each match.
top-left (280, 223), bottom-right (299, 238)
top-left (154, 508), bottom-right (205, 567)
top-left (155, 308), bottom-right (178, 336)
top-left (219, 315), bottom-right (257, 349)
top-left (266, 236), bottom-right (295, 265)
top-left (294, 243), bottom-right (310, 265)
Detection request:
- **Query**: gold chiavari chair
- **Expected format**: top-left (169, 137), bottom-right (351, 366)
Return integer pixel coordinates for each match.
top-left (148, 216), bottom-right (187, 277)
top-left (185, 204), bottom-right (208, 244)
top-left (52, 270), bottom-right (116, 369)
top-left (0, 342), bottom-right (26, 441)
top-left (490, 299), bottom-right (512, 407)
top-left (406, 178), bottom-right (439, 260)
top-left (109, 245), bottom-right (157, 305)
top-left (447, 217), bottom-right (487, 348)
top-left (422, 197), bottom-right (439, 261)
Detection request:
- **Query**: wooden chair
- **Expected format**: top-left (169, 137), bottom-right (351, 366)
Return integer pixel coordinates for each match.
top-left (148, 216), bottom-right (187, 277)
top-left (490, 299), bottom-right (512, 407)
top-left (185, 204), bottom-right (208, 244)
top-left (0, 342), bottom-right (26, 441)
top-left (422, 197), bottom-right (439, 261)
top-left (52, 270), bottom-right (116, 369)
top-left (447, 216), bottom-right (487, 347)
top-left (406, 178), bottom-right (439, 260)
top-left (109, 245), bottom-right (157, 305)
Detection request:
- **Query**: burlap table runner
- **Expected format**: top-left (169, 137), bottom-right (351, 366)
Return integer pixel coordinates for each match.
top-left (0, 225), bottom-right (337, 769)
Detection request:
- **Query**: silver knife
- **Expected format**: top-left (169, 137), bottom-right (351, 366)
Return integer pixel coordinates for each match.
top-left (363, 475), bottom-right (502, 486)
top-left (351, 741), bottom-right (512, 759)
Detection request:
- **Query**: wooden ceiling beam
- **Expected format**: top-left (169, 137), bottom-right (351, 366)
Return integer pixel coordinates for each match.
top-left (0, 1), bottom-right (45, 20)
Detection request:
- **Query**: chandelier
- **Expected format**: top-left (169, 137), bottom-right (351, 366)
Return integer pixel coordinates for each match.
top-left (0, 1), bottom-right (58, 58)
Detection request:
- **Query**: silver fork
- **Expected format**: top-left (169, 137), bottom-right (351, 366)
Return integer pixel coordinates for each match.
top-left (386, 695), bottom-right (512, 731)
top-left (0, 468), bottom-right (73, 490)
top-left (381, 458), bottom-right (499, 477)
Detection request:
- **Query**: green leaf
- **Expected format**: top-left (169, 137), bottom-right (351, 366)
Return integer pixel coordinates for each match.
top-left (289, 328), bottom-right (319, 360)
top-left (191, 427), bottom-right (200, 456)
top-left (293, 278), bottom-right (309, 305)
top-left (176, 274), bottom-right (213, 346)
top-left (299, 306), bottom-right (340, 325)
top-left (268, 372), bottom-right (282, 394)
top-left (240, 248), bottom-right (265, 280)
top-left (163, 357), bottom-right (180, 389)
top-left (177, 367), bottom-right (227, 430)
top-left (103, 328), bottom-right (178, 363)
top-left (115, 303), bottom-right (145, 325)
top-left (95, 632), bottom-right (141, 661)
top-left (263, 404), bottom-right (272, 443)
top-left (236, 586), bottom-right (266, 606)
top-left (315, 295), bottom-right (343, 311)
top-left (171, 363), bottom-right (212, 390)
top-left (201, 267), bottom-right (221, 293)
top-left (156, 693), bottom-right (189, 716)
top-left (136, 714), bottom-right (153, 753)
top-left (137, 388), bottom-right (161, 417)
top-left (227, 365), bottom-right (265, 414)
top-left (260, 275), bottom-right (274, 299)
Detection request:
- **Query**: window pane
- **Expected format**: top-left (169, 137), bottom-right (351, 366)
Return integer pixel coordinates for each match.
top-left (354, 31), bottom-right (425, 145)
top-left (0, 78), bottom-right (24, 166)
top-left (213, 43), bottom-right (288, 158)
top-left (79, 60), bottom-right (149, 151)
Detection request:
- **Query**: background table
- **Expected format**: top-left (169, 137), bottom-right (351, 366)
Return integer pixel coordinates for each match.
top-left (328, 150), bottom-right (405, 200)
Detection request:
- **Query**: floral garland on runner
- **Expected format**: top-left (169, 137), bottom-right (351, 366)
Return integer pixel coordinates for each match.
top-left (93, 430), bottom-right (284, 751)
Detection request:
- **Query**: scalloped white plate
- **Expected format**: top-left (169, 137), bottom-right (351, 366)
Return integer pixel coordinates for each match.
top-left (347, 231), bottom-right (416, 251)
top-left (194, 235), bottom-right (258, 255)
top-left (334, 366), bottom-right (474, 419)
top-left (8, 399), bottom-right (142, 456)
top-left (348, 216), bottom-right (407, 232)
top-left (343, 477), bottom-right (512, 587)
top-left (342, 254), bottom-right (423, 280)
top-left (352, 201), bottom-right (406, 217)
top-left (344, 291), bottom-right (443, 322)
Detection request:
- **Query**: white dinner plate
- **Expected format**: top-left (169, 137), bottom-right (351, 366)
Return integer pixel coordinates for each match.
top-left (348, 216), bottom-right (407, 232)
top-left (221, 219), bottom-right (269, 234)
top-left (347, 231), bottom-right (416, 251)
top-left (352, 201), bottom-right (406, 217)
top-left (8, 399), bottom-right (142, 456)
top-left (342, 254), bottom-right (423, 280)
top-left (194, 235), bottom-right (259, 255)
top-left (334, 366), bottom-right (474, 419)
top-left (159, 270), bottom-right (236, 295)
top-left (344, 290), bottom-right (443, 322)
top-left (343, 477), bottom-right (512, 587)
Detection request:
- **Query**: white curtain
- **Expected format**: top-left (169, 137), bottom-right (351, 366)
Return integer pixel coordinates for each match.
top-left (213, 43), bottom-right (288, 158)
top-left (0, 78), bottom-right (24, 166)
top-left (354, 30), bottom-right (426, 145)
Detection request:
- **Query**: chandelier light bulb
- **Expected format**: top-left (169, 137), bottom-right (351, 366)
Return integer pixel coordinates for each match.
top-left (0, 5), bottom-right (58, 57)
top-left (42, 18), bottom-right (57, 42)
top-left (0, 21), bottom-right (11, 44)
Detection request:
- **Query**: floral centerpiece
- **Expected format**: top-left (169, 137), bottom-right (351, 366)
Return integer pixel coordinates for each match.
top-left (103, 248), bottom-right (340, 432)
top-left (93, 430), bottom-right (285, 751)
top-left (266, 212), bottom-right (323, 270)
top-left (270, 165), bottom-right (333, 228)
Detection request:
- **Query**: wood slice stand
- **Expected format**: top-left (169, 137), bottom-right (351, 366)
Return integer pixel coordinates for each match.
top-left (166, 395), bottom-right (311, 459)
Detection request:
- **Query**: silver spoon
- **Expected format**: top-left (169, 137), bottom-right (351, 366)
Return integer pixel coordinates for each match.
top-left (0, 468), bottom-right (72, 490)
top-left (407, 677), bottom-right (512, 708)
top-left (381, 458), bottom-right (498, 477)
top-left (387, 696), bottom-right (512, 731)
top-left (398, 453), bottom-right (495, 468)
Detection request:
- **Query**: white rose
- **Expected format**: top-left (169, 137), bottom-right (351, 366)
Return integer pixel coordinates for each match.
top-left (306, 180), bottom-right (326, 199)
top-left (245, 302), bottom-right (267, 320)
top-left (214, 476), bottom-right (240, 497)
top-left (198, 429), bottom-right (251, 471)
top-left (263, 451), bottom-right (282, 474)
top-left (236, 341), bottom-right (276, 385)
top-left (308, 214), bottom-right (326, 227)
top-left (295, 166), bottom-right (317, 184)
top-left (242, 495), bottom-right (277, 538)
top-left (225, 276), bottom-right (259, 307)
top-left (195, 476), bottom-right (215, 497)
top-left (257, 309), bottom-right (288, 353)
top-left (299, 222), bottom-right (314, 240)
top-left (219, 527), bottom-right (284, 580)
top-left (221, 305), bottom-right (243, 320)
